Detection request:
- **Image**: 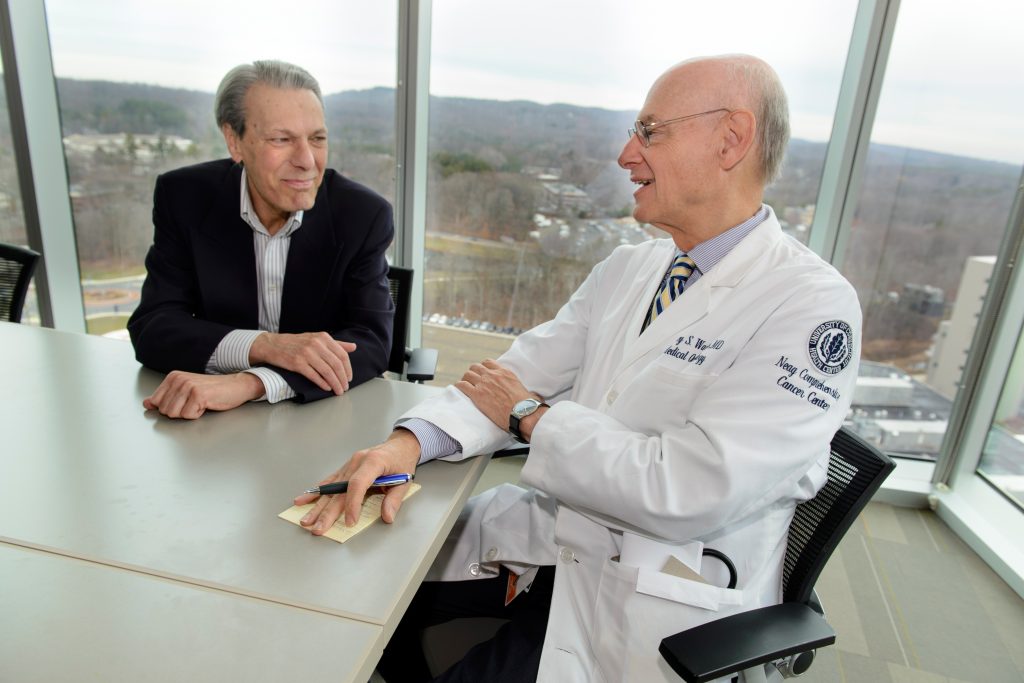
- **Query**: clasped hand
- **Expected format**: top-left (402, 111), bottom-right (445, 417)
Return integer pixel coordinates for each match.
top-left (250, 331), bottom-right (356, 395)
top-left (143, 371), bottom-right (264, 419)
top-left (456, 359), bottom-right (536, 431)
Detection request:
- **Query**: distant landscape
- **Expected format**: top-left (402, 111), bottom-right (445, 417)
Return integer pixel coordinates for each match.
top-left (0, 78), bottom-right (1020, 372)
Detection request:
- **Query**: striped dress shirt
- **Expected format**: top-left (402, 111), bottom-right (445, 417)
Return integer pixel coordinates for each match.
top-left (670, 203), bottom-right (768, 293)
top-left (205, 168), bottom-right (303, 403)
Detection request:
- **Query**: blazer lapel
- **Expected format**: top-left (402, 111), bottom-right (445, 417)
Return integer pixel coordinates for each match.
top-left (619, 244), bottom-right (678, 363)
top-left (280, 192), bottom-right (343, 331)
top-left (195, 164), bottom-right (259, 328)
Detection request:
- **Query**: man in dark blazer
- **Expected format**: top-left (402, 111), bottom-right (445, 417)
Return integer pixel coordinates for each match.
top-left (128, 60), bottom-right (393, 419)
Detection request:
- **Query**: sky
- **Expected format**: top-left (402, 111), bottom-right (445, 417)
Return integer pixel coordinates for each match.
top-left (40, 0), bottom-right (1024, 165)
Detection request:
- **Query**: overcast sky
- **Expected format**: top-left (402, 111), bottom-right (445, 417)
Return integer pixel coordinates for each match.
top-left (42, 0), bottom-right (1024, 165)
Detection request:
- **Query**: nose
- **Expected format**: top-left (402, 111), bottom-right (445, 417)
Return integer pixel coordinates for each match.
top-left (292, 137), bottom-right (316, 169)
top-left (618, 131), bottom-right (642, 169)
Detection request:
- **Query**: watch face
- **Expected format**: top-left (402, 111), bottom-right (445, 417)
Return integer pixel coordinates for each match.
top-left (512, 398), bottom-right (540, 418)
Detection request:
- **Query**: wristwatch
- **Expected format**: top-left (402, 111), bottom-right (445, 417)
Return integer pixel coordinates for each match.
top-left (509, 398), bottom-right (549, 443)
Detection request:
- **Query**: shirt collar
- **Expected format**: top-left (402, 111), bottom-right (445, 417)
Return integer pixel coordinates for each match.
top-left (239, 167), bottom-right (303, 237)
top-left (685, 204), bottom-right (770, 275)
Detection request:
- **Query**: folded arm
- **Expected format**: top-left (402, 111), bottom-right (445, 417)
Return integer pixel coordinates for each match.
top-left (270, 201), bottom-right (395, 402)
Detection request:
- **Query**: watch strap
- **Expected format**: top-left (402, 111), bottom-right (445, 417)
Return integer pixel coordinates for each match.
top-left (509, 400), bottom-right (549, 443)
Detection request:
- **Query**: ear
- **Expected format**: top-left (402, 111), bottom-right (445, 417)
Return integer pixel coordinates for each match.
top-left (222, 123), bottom-right (244, 163)
top-left (717, 109), bottom-right (756, 172)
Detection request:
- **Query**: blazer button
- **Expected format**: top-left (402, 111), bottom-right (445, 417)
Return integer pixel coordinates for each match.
top-left (559, 547), bottom-right (575, 564)
top-left (485, 547), bottom-right (499, 561)
top-left (468, 562), bottom-right (481, 577)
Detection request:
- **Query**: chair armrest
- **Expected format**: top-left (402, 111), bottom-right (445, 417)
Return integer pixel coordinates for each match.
top-left (405, 347), bottom-right (438, 382)
top-left (658, 602), bottom-right (835, 683)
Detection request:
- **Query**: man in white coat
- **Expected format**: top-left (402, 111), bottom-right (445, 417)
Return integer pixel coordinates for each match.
top-left (296, 54), bottom-right (861, 683)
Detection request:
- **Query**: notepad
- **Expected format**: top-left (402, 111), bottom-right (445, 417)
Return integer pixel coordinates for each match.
top-left (278, 483), bottom-right (421, 543)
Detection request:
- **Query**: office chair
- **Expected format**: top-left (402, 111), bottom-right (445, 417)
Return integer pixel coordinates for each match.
top-left (387, 265), bottom-right (438, 383)
top-left (659, 426), bottom-right (896, 682)
top-left (0, 242), bottom-right (41, 323)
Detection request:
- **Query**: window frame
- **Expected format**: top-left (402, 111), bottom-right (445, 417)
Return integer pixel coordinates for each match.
top-left (0, 0), bottom-right (84, 331)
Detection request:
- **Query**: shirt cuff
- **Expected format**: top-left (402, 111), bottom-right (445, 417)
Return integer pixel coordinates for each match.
top-left (243, 367), bottom-right (296, 403)
top-left (397, 418), bottom-right (462, 464)
top-left (207, 329), bottom-right (263, 373)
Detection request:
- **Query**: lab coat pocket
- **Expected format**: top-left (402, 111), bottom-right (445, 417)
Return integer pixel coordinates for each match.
top-left (616, 370), bottom-right (715, 434)
top-left (635, 566), bottom-right (744, 611)
top-left (648, 361), bottom-right (718, 387)
top-left (592, 557), bottom-right (746, 683)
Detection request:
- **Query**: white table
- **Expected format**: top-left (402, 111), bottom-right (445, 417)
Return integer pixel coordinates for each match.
top-left (0, 542), bottom-right (381, 682)
top-left (0, 322), bottom-right (488, 681)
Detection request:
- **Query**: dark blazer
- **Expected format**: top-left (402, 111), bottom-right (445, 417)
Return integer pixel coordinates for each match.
top-left (128, 159), bottom-right (394, 403)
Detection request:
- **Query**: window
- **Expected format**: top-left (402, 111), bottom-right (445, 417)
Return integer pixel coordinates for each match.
top-left (0, 47), bottom-right (38, 324)
top-left (43, 0), bottom-right (397, 334)
top-left (836, 0), bottom-right (1024, 461)
top-left (423, 0), bottom-right (858, 385)
top-left (978, 324), bottom-right (1024, 509)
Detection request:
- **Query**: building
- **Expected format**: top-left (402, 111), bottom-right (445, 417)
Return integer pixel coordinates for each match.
top-left (928, 256), bottom-right (995, 399)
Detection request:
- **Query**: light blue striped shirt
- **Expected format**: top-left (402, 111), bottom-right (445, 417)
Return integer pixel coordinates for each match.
top-left (674, 203), bottom-right (769, 292)
top-left (403, 204), bottom-right (771, 461)
top-left (204, 168), bottom-right (304, 403)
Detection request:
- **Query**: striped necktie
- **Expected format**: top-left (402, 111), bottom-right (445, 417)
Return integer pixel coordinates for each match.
top-left (642, 252), bottom-right (696, 333)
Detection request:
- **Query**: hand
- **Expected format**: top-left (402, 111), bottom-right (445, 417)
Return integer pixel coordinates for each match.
top-left (143, 371), bottom-right (264, 419)
top-left (293, 429), bottom-right (421, 533)
top-left (249, 332), bottom-right (357, 395)
top-left (455, 359), bottom-right (541, 433)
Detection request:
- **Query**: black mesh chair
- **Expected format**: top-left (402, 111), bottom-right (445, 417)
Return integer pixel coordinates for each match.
top-left (0, 242), bottom-right (41, 323)
top-left (387, 265), bottom-right (438, 383)
top-left (659, 427), bottom-right (896, 682)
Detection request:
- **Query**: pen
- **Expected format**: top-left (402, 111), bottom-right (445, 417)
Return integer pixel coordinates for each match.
top-left (304, 473), bottom-right (414, 496)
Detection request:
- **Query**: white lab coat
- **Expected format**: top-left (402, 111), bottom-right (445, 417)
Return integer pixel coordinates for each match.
top-left (405, 210), bottom-right (861, 682)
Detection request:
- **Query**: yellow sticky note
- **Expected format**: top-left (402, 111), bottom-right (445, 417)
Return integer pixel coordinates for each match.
top-left (279, 483), bottom-right (421, 543)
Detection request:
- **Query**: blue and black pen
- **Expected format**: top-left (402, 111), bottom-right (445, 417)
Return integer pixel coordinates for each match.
top-left (304, 473), bottom-right (414, 496)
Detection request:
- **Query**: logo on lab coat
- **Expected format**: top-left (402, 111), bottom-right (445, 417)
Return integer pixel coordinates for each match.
top-left (807, 320), bottom-right (853, 375)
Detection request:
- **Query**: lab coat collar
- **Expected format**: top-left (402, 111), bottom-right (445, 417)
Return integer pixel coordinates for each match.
top-left (619, 212), bottom-right (784, 371)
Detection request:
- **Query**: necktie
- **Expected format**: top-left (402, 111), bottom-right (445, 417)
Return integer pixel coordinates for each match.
top-left (642, 252), bottom-right (696, 332)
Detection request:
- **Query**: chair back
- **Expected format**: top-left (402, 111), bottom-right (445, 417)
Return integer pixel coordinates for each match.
top-left (387, 265), bottom-right (413, 375)
top-left (0, 242), bottom-right (41, 323)
top-left (782, 427), bottom-right (895, 604)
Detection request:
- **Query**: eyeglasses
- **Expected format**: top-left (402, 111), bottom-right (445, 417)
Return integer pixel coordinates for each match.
top-left (628, 108), bottom-right (731, 147)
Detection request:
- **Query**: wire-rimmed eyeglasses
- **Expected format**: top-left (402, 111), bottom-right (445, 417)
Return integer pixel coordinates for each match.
top-left (627, 108), bottom-right (731, 147)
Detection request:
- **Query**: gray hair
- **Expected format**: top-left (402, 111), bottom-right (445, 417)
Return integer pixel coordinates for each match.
top-left (215, 60), bottom-right (323, 137)
top-left (724, 57), bottom-right (790, 184)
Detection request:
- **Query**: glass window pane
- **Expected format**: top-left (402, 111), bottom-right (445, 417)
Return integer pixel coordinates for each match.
top-left (0, 49), bottom-right (39, 325)
top-left (980, 325), bottom-right (1024, 509)
top-left (43, 0), bottom-right (397, 335)
top-left (838, 0), bottom-right (1024, 460)
top-left (424, 0), bottom-right (858, 385)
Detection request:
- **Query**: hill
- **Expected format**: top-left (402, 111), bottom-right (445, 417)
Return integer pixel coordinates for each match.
top-left (3, 78), bottom-right (1020, 303)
